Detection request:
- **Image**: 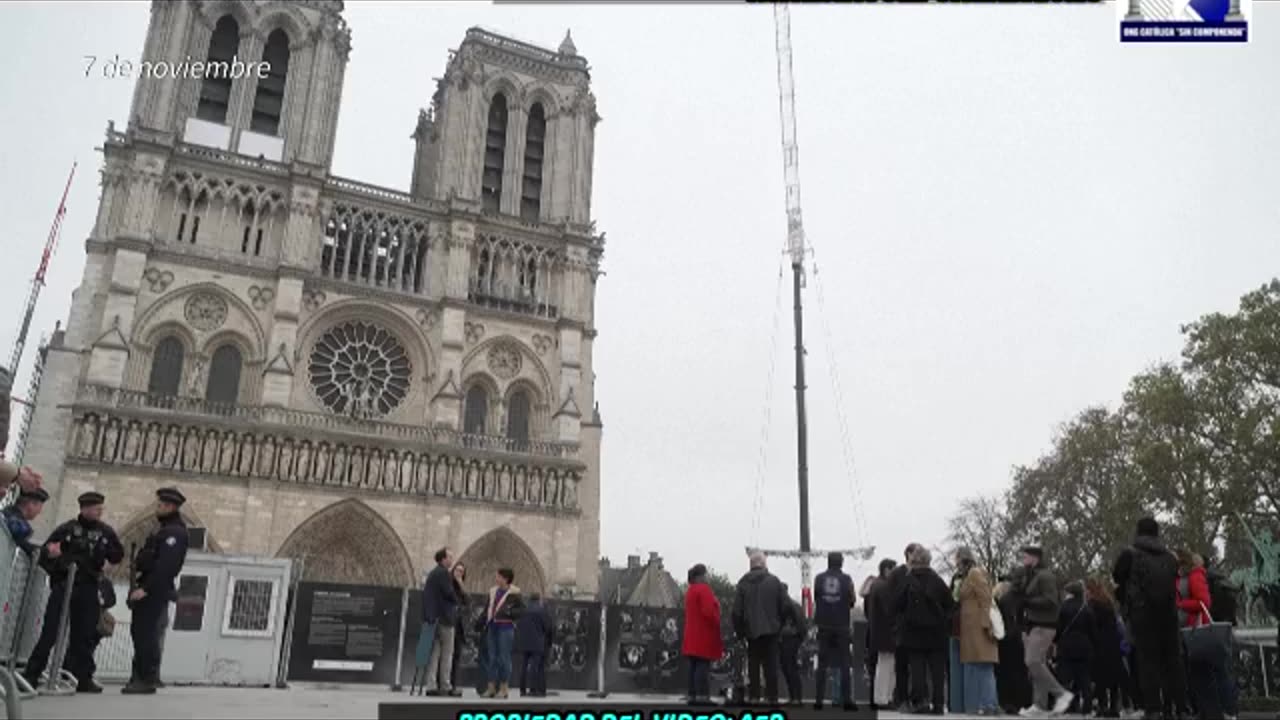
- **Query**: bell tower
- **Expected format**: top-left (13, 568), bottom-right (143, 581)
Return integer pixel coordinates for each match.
top-left (128, 0), bottom-right (351, 169)
top-left (411, 28), bottom-right (600, 225)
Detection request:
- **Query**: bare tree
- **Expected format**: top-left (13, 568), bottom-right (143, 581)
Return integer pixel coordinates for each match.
top-left (943, 493), bottom-right (1019, 579)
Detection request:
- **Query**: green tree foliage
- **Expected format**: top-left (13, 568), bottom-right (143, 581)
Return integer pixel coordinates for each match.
top-left (958, 280), bottom-right (1280, 583)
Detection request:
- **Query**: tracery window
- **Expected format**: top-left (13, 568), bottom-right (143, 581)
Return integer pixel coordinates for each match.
top-left (506, 389), bottom-right (531, 444)
top-left (205, 344), bottom-right (243, 406)
top-left (308, 322), bottom-right (412, 419)
top-left (481, 93), bottom-right (508, 214)
top-left (197, 15), bottom-right (240, 124)
top-left (521, 103), bottom-right (546, 221)
top-left (463, 385), bottom-right (489, 435)
top-left (147, 336), bottom-right (185, 398)
top-left (250, 29), bottom-right (291, 136)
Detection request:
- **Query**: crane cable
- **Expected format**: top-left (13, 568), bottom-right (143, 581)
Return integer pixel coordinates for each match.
top-left (750, 259), bottom-right (787, 544)
top-left (811, 253), bottom-right (871, 553)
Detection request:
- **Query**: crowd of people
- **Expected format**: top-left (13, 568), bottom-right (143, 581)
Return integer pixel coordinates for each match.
top-left (0, 461), bottom-right (190, 695)
top-left (415, 547), bottom-right (552, 699)
top-left (681, 517), bottom-right (1241, 718)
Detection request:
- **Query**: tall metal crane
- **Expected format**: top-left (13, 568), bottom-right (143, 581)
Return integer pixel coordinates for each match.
top-left (2, 162), bottom-right (75, 458)
top-left (748, 5), bottom-right (873, 617)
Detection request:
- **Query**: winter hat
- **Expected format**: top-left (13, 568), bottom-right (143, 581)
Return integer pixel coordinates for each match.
top-left (954, 547), bottom-right (976, 566)
top-left (828, 551), bottom-right (844, 569)
top-left (1136, 517), bottom-right (1160, 537)
top-left (1064, 580), bottom-right (1084, 598)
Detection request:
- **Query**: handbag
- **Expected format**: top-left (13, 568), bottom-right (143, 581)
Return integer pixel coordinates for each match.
top-left (1181, 602), bottom-right (1231, 664)
top-left (97, 609), bottom-right (116, 638)
top-left (988, 605), bottom-right (1006, 640)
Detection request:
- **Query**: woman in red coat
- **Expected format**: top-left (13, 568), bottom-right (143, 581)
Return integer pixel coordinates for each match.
top-left (682, 564), bottom-right (724, 705)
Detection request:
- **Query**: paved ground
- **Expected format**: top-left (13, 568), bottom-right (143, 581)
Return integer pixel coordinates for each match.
top-left (12, 683), bottom-right (997, 719)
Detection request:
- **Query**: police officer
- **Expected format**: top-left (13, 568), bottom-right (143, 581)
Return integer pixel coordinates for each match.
top-left (23, 491), bottom-right (124, 693)
top-left (2, 486), bottom-right (48, 554)
top-left (123, 487), bottom-right (188, 695)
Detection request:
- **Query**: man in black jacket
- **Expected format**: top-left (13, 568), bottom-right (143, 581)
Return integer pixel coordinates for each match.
top-left (732, 551), bottom-right (787, 705)
top-left (812, 552), bottom-right (857, 711)
top-left (24, 491), bottom-right (124, 693)
top-left (889, 542), bottom-right (921, 709)
top-left (515, 593), bottom-right (553, 696)
top-left (1112, 517), bottom-right (1187, 717)
top-left (420, 547), bottom-right (458, 695)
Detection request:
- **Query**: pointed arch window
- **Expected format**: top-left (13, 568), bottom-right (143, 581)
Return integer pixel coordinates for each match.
top-left (205, 344), bottom-right (243, 407)
top-left (464, 385), bottom-right (489, 435)
top-left (251, 29), bottom-right (291, 136)
top-left (197, 15), bottom-right (241, 124)
top-left (506, 389), bottom-right (531, 445)
top-left (521, 103), bottom-right (546, 221)
top-left (147, 336), bottom-right (185, 399)
top-left (481, 94), bottom-right (508, 214)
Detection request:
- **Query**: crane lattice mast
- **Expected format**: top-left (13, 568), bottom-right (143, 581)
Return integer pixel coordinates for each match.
top-left (753, 4), bottom-right (873, 617)
top-left (8, 162), bottom-right (75, 376)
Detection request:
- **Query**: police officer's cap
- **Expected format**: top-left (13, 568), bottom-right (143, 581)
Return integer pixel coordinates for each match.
top-left (19, 488), bottom-right (49, 503)
top-left (156, 487), bottom-right (186, 506)
top-left (78, 491), bottom-right (105, 507)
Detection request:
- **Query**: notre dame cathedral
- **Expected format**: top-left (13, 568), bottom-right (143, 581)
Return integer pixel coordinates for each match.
top-left (21, 0), bottom-right (604, 598)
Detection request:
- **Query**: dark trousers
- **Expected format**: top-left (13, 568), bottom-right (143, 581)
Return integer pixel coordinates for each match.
top-left (893, 646), bottom-right (911, 706)
top-left (779, 635), bottom-right (804, 702)
top-left (746, 634), bottom-right (780, 702)
top-left (814, 629), bottom-right (851, 706)
top-left (866, 650), bottom-right (878, 704)
top-left (1133, 623), bottom-right (1187, 715)
top-left (24, 583), bottom-right (100, 686)
top-left (450, 625), bottom-right (464, 690)
top-left (687, 657), bottom-right (711, 699)
top-left (129, 595), bottom-right (168, 685)
top-left (908, 648), bottom-right (946, 711)
top-left (518, 652), bottom-right (545, 695)
top-left (1057, 658), bottom-right (1092, 714)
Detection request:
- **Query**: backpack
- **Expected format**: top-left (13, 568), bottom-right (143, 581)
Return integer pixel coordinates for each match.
top-left (905, 575), bottom-right (942, 629)
top-left (1206, 569), bottom-right (1239, 624)
top-left (1126, 544), bottom-right (1178, 615)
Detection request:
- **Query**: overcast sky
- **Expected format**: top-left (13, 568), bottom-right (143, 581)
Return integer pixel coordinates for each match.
top-left (1, 1), bottom-right (1277, 593)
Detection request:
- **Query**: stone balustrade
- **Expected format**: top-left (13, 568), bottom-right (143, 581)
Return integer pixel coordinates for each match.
top-left (66, 403), bottom-right (582, 513)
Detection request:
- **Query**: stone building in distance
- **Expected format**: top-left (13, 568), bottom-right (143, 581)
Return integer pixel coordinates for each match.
top-left (22, 0), bottom-right (604, 597)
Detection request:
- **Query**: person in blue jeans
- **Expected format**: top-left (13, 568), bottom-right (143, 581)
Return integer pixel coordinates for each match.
top-left (482, 567), bottom-right (525, 698)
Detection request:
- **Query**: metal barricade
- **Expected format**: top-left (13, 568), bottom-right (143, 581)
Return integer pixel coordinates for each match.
top-left (0, 529), bottom-right (31, 719)
top-left (35, 563), bottom-right (76, 695)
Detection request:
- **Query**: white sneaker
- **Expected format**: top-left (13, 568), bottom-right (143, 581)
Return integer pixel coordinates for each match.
top-left (1051, 691), bottom-right (1075, 715)
top-left (1020, 707), bottom-right (1048, 718)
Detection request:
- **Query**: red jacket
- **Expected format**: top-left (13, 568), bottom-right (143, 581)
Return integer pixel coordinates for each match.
top-left (682, 582), bottom-right (724, 660)
top-left (1176, 566), bottom-right (1211, 627)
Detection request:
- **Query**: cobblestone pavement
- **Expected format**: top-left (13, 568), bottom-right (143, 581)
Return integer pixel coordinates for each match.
top-left (15, 684), bottom-right (989, 719)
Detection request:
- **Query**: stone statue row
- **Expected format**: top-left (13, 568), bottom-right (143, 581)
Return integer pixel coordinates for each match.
top-left (69, 412), bottom-right (581, 510)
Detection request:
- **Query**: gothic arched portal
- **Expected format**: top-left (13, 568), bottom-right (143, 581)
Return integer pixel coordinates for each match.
top-left (456, 527), bottom-right (547, 596)
top-left (275, 498), bottom-right (417, 588)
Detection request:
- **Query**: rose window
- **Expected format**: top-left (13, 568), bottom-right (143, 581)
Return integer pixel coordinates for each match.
top-left (308, 321), bottom-right (412, 419)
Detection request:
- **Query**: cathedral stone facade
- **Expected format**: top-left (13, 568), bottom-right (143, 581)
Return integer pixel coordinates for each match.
top-left (22, 0), bottom-right (604, 597)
